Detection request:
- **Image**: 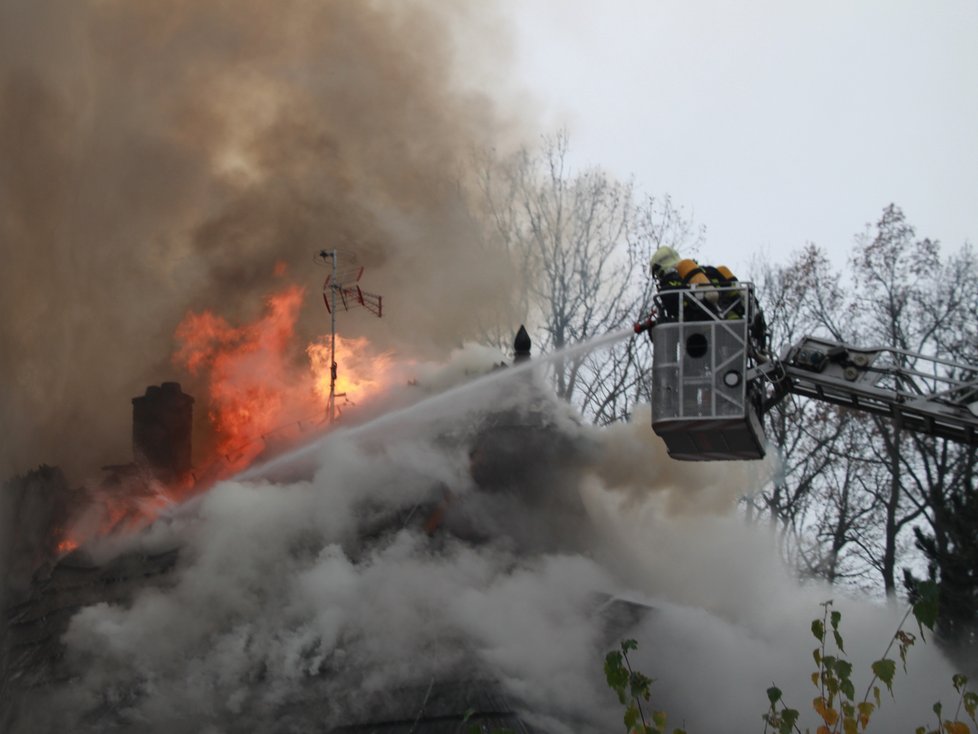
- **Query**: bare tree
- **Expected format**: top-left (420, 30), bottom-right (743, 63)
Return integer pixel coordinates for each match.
top-left (749, 247), bottom-right (879, 588)
top-left (474, 132), bottom-right (702, 425)
top-left (753, 206), bottom-right (978, 607)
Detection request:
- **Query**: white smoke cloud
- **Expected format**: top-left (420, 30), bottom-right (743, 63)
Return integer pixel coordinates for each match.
top-left (15, 347), bottom-right (960, 734)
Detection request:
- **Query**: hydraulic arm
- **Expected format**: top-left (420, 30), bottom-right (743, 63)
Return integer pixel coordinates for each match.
top-left (751, 336), bottom-right (978, 447)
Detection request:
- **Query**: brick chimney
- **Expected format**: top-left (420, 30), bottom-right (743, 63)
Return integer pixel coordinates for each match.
top-left (131, 382), bottom-right (194, 481)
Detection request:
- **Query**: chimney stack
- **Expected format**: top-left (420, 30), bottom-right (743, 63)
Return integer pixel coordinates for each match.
top-left (132, 382), bottom-right (194, 481)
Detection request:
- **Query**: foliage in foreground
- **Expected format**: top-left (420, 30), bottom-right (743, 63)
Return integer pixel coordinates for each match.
top-left (604, 638), bottom-right (686, 734)
top-left (607, 582), bottom-right (978, 734)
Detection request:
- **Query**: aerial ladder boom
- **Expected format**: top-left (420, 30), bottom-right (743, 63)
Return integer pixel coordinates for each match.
top-left (637, 283), bottom-right (978, 460)
top-left (754, 336), bottom-right (978, 447)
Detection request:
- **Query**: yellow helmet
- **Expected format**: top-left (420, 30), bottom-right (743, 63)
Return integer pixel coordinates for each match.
top-left (649, 246), bottom-right (681, 275)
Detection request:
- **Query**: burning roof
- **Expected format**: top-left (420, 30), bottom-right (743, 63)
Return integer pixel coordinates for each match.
top-left (1, 341), bottom-right (651, 733)
top-left (1, 339), bottom-right (962, 733)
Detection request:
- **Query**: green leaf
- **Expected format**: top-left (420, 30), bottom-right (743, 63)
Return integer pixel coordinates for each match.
top-left (871, 659), bottom-right (896, 694)
top-left (605, 650), bottom-right (628, 702)
top-left (873, 686), bottom-right (881, 708)
top-left (840, 678), bottom-right (855, 701)
top-left (767, 686), bottom-right (783, 706)
top-left (952, 673), bottom-right (968, 692)
top-left (830, 609), bottom-right (842, 630)
top-left (827, 676), bottom-right (840, 696)
top-left (812, 619), bottom-right (826, 643)
top-left (630, 671), bottom-right (653, 701)
top-left (779, 708), bottom-right (799, 734)
top-left (962, 690), bottom-right (977, 718)
top-left (932, 701), bottom-right (942, 718)
top-left (834, 630), bottom-right (846, 654)
top-left (834, 659), bottom-right (853, 681)
top-left (912, 581), bottom-right (940, 634)
top-left (652, 710), bottom-right (667, 729)
top-left (624, 703), bottom-right (639, 731)
top-left (621, 639), bottom-right (639, 653)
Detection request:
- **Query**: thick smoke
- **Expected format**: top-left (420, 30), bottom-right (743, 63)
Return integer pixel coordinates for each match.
top-left (0, 0), bottom-right (523, 480)
top-left (10, 352), bottom-right (960, 733)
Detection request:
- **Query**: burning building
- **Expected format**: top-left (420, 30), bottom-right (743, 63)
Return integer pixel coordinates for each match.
top-left (1, 3), bottom-right (965, 732)
top-left (2, 320), bottom-right (960, 733)
top-left (1, 331), bottom-right (656, 733)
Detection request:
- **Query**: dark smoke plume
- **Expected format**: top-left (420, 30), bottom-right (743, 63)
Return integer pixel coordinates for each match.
top-left (0, 0), bottom-right (523, 481)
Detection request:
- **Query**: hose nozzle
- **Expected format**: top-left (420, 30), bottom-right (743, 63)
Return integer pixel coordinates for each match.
top-left (633, 317), bottom-right (655, 335)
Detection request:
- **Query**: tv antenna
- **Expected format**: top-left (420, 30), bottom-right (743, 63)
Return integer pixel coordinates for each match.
top-left (314, 249), bottom-right (383, 423)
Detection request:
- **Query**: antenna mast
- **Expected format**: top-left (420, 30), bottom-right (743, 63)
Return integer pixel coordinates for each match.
top-left (327, 250), bottom-right (338, 423)
top-left (316, 249), bottom-right (383, 423)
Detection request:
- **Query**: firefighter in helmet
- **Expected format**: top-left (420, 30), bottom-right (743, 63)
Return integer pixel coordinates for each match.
top-left (643, 245), bottom-right (766, 350)
top-left (648, 246), bottom-right (683, 321)
top-left (648, 245), bottom-right (722, 321)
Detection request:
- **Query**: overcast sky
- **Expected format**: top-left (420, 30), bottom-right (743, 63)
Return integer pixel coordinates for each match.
top-left (501, 0), bottom-right (978, 274)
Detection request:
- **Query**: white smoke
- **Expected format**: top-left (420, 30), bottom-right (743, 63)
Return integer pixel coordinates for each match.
top-left (19, 347), bottom-right (960, 733)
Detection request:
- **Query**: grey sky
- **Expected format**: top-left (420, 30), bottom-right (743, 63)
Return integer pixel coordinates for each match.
top-left (502, 0), bottom-right (978, 273)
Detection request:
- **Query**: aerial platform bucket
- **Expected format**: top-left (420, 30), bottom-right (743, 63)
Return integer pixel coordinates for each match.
top-left (650, 285), bottom-right (765, 461)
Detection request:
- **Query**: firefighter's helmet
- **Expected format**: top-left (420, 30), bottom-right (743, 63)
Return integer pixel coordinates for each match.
top-left (649, 246), bottom-right (681, 276)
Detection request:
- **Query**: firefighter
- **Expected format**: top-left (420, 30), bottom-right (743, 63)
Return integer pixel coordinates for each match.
top-left (658, 251), bottom-right (767, 351)
top-left (641, 246), bottom-right (765, 338)
top-left (696, 262), bottom-right (767, 350)
top-left (639, 247), bottom-right (770, 368)
top-left (649, 246), bottom-right (725, 321)
top-left (648, 246), bottom-right (685, 322)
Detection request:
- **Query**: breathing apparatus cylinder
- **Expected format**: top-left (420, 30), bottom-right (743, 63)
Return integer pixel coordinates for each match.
top-left (716, 265), bottom-right (737, 282)
top-left (675, 259), bottom-right (711, 287)
top-left (675, 258), bottom-right (719, 306)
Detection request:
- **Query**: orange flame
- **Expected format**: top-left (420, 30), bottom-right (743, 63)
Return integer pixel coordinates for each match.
top-left (174, 281), bottom-right (397, 475)
top-left (53, 471), bottom-right (195, 557)
top-left (308, 335), bottom-right (395, 404)
top-left (57, 538), bottom-right (79, 554)
top-left (53, 279), bottom-right (397, 556)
